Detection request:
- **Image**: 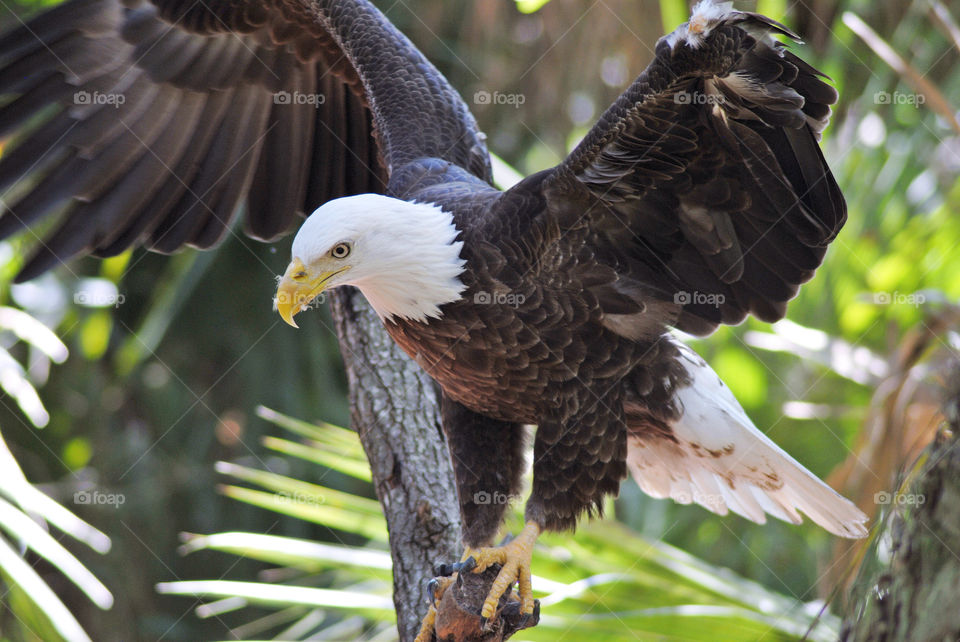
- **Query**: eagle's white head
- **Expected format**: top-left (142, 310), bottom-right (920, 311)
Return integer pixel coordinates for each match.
top-left (274, 194), bottom-right (467, 325)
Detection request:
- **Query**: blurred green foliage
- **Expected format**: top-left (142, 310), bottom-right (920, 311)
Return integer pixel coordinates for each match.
top-left (0, 0), bottom-right (957, 640)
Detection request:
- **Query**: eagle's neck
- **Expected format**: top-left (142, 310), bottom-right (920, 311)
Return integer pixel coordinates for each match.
top-left (357, 267), bottom-right (465, 323)
top-left (349, 199), bottom-right (468, 323)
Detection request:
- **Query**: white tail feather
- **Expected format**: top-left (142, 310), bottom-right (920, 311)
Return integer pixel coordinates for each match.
top-left (627, 339), bottom-right (868, 538)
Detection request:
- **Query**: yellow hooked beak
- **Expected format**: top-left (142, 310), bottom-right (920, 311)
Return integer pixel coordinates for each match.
top-left (274, 257), bottom-right (349, 328)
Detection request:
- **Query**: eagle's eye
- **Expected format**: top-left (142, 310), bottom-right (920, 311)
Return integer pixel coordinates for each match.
top-left (330, 242), bottom-right (351, 259)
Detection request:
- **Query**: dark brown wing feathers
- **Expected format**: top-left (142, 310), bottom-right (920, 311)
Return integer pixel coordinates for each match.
top-left (551, 13), bottom-right (845, 335)
top-left (0, 0), bottom-right (425, 281)
top-left (0, 0), bottom-right (842, 341)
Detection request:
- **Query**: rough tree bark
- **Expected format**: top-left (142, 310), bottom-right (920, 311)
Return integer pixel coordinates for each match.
top-left (840, 367), bottom-right (960, 641)
top-left (329, 287), bottom-right (462, 641)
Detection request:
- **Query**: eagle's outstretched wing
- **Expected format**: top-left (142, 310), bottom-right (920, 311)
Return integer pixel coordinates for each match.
top-left (0, 0), bottom-right (489, 281)
top-left (544, 5), bottom-right (845, 336)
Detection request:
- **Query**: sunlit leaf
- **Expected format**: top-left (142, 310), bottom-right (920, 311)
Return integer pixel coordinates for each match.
top-left (0, 349), bottom-right (50, 426)
top-left (62, 437), bottom-right (92, 470)
top-left (218, 485), bottom-right (387, 542)
top-left (156, 580), bottom-right (394, 613)
top-left (0, 538), bottom-right (92, 642)
top-left (659, 0), bottom-right (688, 33)
top-left (0, 497), bottom-right (112, 609)
top-left (0, 433), bottom-right (112, 642)
top-left (256, 406), bottom-right (364, 457)
top-left (0, 306), bottom-right (68, 362)
top-left (179, 531), bottom-right (390, 573)
top-left (710, 347), bottom-right (767, 408)
top-left (78, 310), bottom-right (111, 360)
top-left (262, 436), bottom-right (372, 482)
top-left (99, 251), bottom-right (131, 282)
top-left (515, 0), bottom-right (551, 15)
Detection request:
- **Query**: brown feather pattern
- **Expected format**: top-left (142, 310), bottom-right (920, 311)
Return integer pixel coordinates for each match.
top-left (0, 1), bottom-right (850, 545)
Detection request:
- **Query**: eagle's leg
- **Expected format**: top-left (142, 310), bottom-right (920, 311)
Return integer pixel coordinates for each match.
top-left (440, 395), bottom-right (527, 549)
top-left (414, 395), bottom-right (528, 640)
top-left (467, 388), bottom-right (627, 624)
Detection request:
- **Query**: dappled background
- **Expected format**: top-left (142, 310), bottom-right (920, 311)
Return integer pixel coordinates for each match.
top-left (0, 0), bottom-right (958, 640)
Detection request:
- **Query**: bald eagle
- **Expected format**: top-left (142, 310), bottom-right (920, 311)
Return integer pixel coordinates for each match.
top-left (0, 0), bottom-right (866, 637)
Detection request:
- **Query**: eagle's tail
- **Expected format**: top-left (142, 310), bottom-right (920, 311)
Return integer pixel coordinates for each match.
top-left (625, 339), bottom-right (868, 538)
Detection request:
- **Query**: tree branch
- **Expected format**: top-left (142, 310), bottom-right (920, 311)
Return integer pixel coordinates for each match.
top-left (840, 365), bottom-right (960, 641)
top-left (330, 287), bottom-right (462, 641)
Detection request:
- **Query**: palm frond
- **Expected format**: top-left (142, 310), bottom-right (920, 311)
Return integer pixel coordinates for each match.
top-left (0, 431), bottom-right (112, 642)
top-left (158, 407), bottom-right (842, 641)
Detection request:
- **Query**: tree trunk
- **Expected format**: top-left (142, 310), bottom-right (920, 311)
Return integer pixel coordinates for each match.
top-left (840, 367), bottom-right (960, 641)
top-left (330, 287), bottom-right (462, 641)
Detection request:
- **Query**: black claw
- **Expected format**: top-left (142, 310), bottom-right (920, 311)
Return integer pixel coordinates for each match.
top-left (455, 555), bottom-right (477, 573)
top-left (518, 600), bottom-right (540, 629)
top-left (426, 578), bottom-right (439, 603)
top-left (432, 555), bottom-right (477, 579)
top-left (479, 615), bottom-right (489, 631)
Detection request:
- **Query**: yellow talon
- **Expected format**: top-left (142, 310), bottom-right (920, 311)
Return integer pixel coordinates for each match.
top-left (415, 575), bottom-right (454, 642)
top-left (470, 522), bottom-right (540, 619)
top-left (414, 604), bottom-right (437, 642)
top-left (415, 525), bottom-right (540, 639)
